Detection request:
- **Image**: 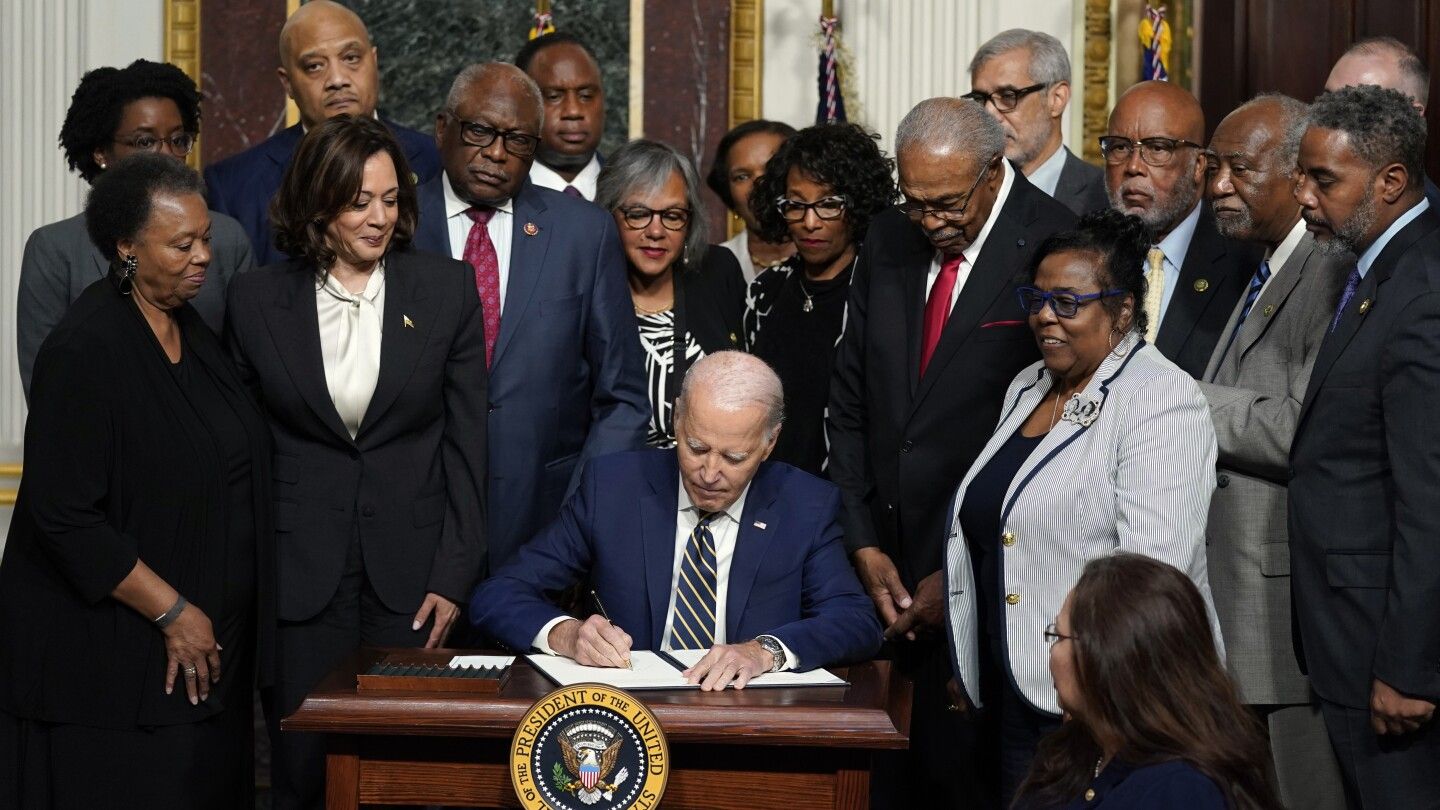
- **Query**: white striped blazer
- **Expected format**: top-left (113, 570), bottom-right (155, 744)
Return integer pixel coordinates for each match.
top-left (942, 333), bottom-right (1223, 714)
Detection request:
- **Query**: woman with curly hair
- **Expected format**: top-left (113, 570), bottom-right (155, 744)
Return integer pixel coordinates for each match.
top-left (746, 122), bottom-right (897, 474)
top-left (17, 59), bottom-right (253, 401)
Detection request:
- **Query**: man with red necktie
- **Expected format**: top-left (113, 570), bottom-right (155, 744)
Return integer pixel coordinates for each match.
top-left (412, 62), bottom-right (648, 581)
top-left (827, 97), bottom-right (1075, 807)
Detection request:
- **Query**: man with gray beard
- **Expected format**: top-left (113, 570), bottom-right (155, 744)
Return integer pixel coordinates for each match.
top-left (1103, 80), bottom-right (1257, 377)
top-left (1197, 93), bottom-right (1348, 809)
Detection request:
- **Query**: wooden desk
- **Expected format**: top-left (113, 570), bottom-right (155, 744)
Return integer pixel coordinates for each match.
top-left (284, 649), bottom-right (911, 809)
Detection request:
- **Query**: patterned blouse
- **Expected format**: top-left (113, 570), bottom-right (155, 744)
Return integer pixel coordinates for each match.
top-left (635, 309), bottom-right (704, 448)
top-left (742, 262), bottom-right (795, 350)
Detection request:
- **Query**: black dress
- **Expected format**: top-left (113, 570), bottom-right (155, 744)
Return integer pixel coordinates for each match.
top-left (752, 258), bottom-right (855, 475)
top-left (0, 279), bottom-right (273, 809)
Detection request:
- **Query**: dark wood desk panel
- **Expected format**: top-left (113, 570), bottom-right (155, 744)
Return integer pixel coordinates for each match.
top-left (284, 649), bottom-right (911, 809)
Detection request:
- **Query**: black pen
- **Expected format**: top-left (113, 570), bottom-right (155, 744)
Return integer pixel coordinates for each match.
top-left (590, 589), bottom-right (632, 670)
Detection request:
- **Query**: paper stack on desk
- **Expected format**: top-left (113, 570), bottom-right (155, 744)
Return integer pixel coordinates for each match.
top-left (526, 650), bottom-right (847, 690)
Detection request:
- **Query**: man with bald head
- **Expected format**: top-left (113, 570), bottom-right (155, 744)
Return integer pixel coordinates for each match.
top-left (472, 351), bottom-right (881, 689)
top-left (1197, 93), bottom-right (1348, 810)
top-left (1103, 80), bottom-right (1256, 377)
top-left (412, 63), bottom-right (647, 579)
top-left (1326, 36), bottom-right (1440, 211)
top-left (515, 32), bottom-right (607, 199)
top-left (827, 97), bottom-right (1075, 806)
top-left (204, 0), bottom-right (439, 266)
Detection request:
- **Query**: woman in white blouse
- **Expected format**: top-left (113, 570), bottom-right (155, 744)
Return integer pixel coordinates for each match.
top-left (224, 115), bottom-right (488, 807)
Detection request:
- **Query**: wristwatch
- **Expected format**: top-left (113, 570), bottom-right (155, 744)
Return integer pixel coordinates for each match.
top-left (755, 635), bottom-right (786, 672)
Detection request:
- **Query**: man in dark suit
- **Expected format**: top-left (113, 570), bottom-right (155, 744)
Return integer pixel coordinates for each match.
top-left (1290, 85), bottom-right (1440, 807)
top-left (1197, 93), bottom-right (1347, 809)
top-left (1103, 81), bottom-right (1255, 377)
top-left (515, 32), bottom-right (606, 200)
top-left (1325, 36), bottom-right (1440, 214)
top-left (966, 29), bottom-right (1106, 216)
top-left (827, 97), bottom-right (1075, 806)
top-left (473, 352), bottom-right (881, 689)
top-left (203, 0), bottom-right (440, 266)
top-left (412, 62), bottom-right (647, 574)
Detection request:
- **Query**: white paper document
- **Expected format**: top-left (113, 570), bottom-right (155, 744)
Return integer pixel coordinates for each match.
top-left (526, 650), bottom-right (848, 691)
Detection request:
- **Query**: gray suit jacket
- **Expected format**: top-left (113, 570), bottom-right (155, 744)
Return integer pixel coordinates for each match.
top-left (17, 210), bottom-right (252, 400)
top-left (1053, 148), bottom-right (1109, 216)
top-left (1198, 230), bottom-right (1348, 704)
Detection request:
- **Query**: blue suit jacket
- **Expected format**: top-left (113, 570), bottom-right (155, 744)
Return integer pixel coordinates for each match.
top-left (470, 450), bottom-right (883, 669)
top-left (1029, 760), bottom-right (1227, 810)
top-left (204, 119), bottom-right (440, 267)
top-left (412, 174), bottom-right (649, 572)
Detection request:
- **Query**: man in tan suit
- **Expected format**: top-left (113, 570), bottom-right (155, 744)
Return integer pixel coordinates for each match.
top-left (1198, 93), bottom-right (1348, 808)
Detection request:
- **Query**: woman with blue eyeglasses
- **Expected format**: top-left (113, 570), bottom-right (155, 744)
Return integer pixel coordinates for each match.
top-left (941, 209), bottom-right (1224, 808)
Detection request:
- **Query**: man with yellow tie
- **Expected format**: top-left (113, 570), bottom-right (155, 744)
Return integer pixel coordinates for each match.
top-left (1102, 80), bottom-right (1258, 377)
top-left (469, 351), bottom-right (883, 690)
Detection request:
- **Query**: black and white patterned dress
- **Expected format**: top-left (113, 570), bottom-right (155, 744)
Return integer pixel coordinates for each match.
top-left (635, 309), bottom-right (704, 448)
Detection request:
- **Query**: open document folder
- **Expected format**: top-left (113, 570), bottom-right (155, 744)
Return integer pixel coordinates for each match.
top-left (526, 649), bottom-right (849, 691)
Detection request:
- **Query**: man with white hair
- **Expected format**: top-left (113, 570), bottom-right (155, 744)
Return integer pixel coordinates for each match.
top-left (966, 29), bottom-right (1106, 215)
top-left (472, 351), bottom-right (882, 689)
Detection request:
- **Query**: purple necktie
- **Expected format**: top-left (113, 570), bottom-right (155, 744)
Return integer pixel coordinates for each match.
top-left (563, 185), bottom-right (583, 199)
top-left (1329, 267), bottom-right (1363, 333)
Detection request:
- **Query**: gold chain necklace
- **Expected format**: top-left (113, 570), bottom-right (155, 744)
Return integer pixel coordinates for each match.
top-left (633, 298), bottom-right (674, 316)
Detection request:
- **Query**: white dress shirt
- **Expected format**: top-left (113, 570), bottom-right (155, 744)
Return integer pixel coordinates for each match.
top-left (1025, 144), bottom-right (1069, 198)
top-left (529, 153), bottom-right (602, 200)
top-left (1257, 217), bottom-right (1308, 298)
top-left (1357, 198), bottom-right (1430, 279)
top-left (316, 266), bottom-right (385, 438)
top-left (924, 159), bottom-right (1017, 310)
top-left (532, 475), bottom-right (798, 669)
top-left (1148, 201), bottom-right (1203, 325)
top-left (442, 175), bottom-right (514, 313)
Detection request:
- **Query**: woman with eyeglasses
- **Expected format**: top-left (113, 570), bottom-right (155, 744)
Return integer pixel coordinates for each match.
top-left (942, 209), bottom-right (1223, 807)
top-left (18, 59), bottom-right (253, 401)
top-left (1017, 554), bottom-right (1278, 809)
top-left (595, 139), bottom-right (746, 448)
top-left (744, 123), bottom-right (897, 475)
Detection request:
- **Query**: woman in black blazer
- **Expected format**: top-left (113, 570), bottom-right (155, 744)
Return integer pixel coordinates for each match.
top-left (1016, 555), bottom-right (1279, 810)
top-left (594, 139), bottom-right (746, 448)
top-left (225, 116), bottom-right (488, 809)
top-left (0, 154), bottom-right (272, 808)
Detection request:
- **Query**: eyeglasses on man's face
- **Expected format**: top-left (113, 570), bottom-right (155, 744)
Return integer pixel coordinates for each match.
top-left (961, 82), bottom-right (1048, 113)
top-left (617, 206), bottom-right (691, 231)
top-left (1017, 286), bottom-right (1127, 318)
top-left (113, 132), bottom-right (196, 156)
top-left (897, 153), bottom-right (999, 223)
top-left (447, 114), bottom-right (541, 158)
top-left (775, 195), bottom-right (847, 223)
top-left (1098, 136), bottom-right (1204, 168)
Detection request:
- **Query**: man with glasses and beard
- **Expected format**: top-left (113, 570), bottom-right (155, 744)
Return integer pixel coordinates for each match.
top-left (1103, 80), bottom-right (1257, 377)
top-left (1289, 85), bottom-right (1440, 808)
top-left (827, 97), bottom-right (1075, 807)
top-left (412, 63), bottom-right (648, 586)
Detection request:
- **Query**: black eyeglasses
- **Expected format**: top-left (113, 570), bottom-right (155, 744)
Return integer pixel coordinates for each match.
top-left (1018, 286), bottom-right (1127, 318)
top-left (898, 153), bottom-right (999, 222)
top-left (113, 132), bottom-right (196, 156)
top-left (1098, 136), bottom-right (1205, 167)
top-left (775, 195), bottom-right (847, 222)
top-left (617, 206), bottom-right (691, 231)
top-left (446, 114), bottom-right (541, 157)
top-left (961, 83), bottom-right (1048, 113)
top-left (1043, 623), bottom-right (1076, 645)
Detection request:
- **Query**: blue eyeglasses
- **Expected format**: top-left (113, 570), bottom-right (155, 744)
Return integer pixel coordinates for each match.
top-left (1017, 286), bottom-right (1127, 318)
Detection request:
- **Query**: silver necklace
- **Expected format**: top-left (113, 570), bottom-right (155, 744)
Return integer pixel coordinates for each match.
top-left (798, 275), bottom-right (815, 312)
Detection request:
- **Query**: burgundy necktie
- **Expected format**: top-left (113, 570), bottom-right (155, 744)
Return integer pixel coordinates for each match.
top-left (563, 185), bottom-right (583, 199)
top-left (920, 255), bottom-right (964, 377)
top-left (463, 207), bottom-right (501, 366)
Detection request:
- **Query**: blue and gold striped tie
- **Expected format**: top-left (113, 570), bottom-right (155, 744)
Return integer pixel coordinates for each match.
top-left (671, 512), bottom-right (719, 649)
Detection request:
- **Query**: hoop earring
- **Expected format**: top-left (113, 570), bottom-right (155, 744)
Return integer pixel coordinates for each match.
top-left (117, 254), bottom-right (137, 295)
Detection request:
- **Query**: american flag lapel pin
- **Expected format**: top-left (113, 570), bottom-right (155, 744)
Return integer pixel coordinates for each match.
top-left (753, 521), bottom-right (767, 530)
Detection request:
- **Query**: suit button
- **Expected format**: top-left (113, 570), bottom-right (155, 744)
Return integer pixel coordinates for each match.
top-left (361, 505), bottom-right (375, 518)
top-left (1217, 474), bottom-right (1230, 488)
top-left (1006, 593), bottom-right (1021, 606)
top-left (1288, 466), bottom-right (1296, 481)
top-left (885, 503), bottom-right (895, 513)
top-left (1001, 532), bottom-right (1016, 547)
top-left (900, 440), bottom-right (914, 453)
top-left (487, 402), bottom-right (497, 413)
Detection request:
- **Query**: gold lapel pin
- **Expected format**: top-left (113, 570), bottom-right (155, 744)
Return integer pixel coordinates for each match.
top-left (403, 315), bottom-right (414, 329)
top-left (1359, 298), bottom-right (1373, 315)
top-left (524, 222), bottom-right (539, 236)
top-left (1193, 279), bottom-right (1210, 292)
top-left (409, 172), bottom-right (419, 185)
top-left (1262, 304), bottom-right (1275, 317)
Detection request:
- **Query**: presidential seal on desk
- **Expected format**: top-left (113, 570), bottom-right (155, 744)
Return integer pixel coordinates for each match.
top-left (511, 683), bottom-right (669, 809)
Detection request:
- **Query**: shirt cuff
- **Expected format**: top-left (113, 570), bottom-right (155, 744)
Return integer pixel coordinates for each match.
top-left (532, 616), bottom-right (573, 655)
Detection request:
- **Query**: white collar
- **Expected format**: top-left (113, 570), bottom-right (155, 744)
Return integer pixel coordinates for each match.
top-left (1357, 198), bottom-right (1430, 278)
top-left (442, 173), bottom-right (515, 220)
top-left (1265, 217), bottom-right (1308, 272)
top-left (530, 153), bottom-right (602, 197)
top-left (1155, 201), bottom-right (1203, 266)
top-left (676, 472), bottom-right (751, 526)
top-left (954, 159), bottom-right (1016, 266)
